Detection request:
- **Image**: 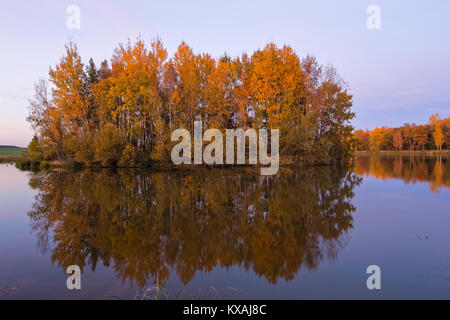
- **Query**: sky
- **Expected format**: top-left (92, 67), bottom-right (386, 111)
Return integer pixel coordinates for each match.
top-left (0, 0), bottom-right (449, 147)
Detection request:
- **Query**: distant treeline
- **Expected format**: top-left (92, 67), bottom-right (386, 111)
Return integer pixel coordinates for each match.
top-left (27, 37), bottom-right (354, 167)
top-left (353, 114), bottom-right (450, 151)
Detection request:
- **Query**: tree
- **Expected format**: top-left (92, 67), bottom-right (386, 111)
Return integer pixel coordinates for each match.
top-left (98, 60), bottom-right (111, 80)
top-left (368, 127), bottom-right (394, 150)
top-left (369, 127), bottom-right (378, 151)
top-left (393, 129), bottom-right (403, 151)
top-left (48, 42), bottom-right (90, 139)
top-left (281, 54), bottom-right (354, 162)
top-left (171, 41), bottom-right (201, 132)
top-left (27, 79), bottom-right (64, 158)
top-left (313, 66), bottom-right (354, 161)
top-left (429, 114), bottom-right (445, 151)
top-left (381, 127), bottom-right (394, 150)
top-left (353, 129), bottom-right (370, 151)
top-left (94, 125), bottom-right (126, 167)
top-left (83, 58), bottom-right (100, 131)
top-left (444, 118), bottom-right (450, 149)
top-left (414, 125), bottom-right (429, 151)
top-left (27, 136), bottom-right (43, 160)
top-left (204, 55), bottom-right (239, 128)
top-left (94, 37), bottom-right (167, 159)
top-left (249, 43), bottom-right (304, 129)
top-left (402, 124), bottom-right (415, 150)
top-left (353, 130), bottom-right (363, 151)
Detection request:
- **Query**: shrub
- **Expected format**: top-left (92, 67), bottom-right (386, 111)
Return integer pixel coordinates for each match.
top-left (74, 134), bottom-right (96, 167)
top-left (16, 160), bottom-right (31, 170)
top-left (119, 144), bottom-right (137, 167)
top-left (31, 160), bottom-right (41, 171)
top-left (94, 125), bottom-right (126, 167)
top-left (27, 136), bottom-right (43, 160)
top-left (40, 160), bottom-right (50, 169)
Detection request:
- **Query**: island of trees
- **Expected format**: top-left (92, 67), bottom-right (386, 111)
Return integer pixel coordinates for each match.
top-left (353, 114), bottom-right (450, 152)
top-left (26, 37), bottom-right (354, 168)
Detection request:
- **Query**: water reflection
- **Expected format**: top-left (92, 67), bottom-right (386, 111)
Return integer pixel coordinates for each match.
top-left (354, 155), bottom-right (450, 193)
top-left (26, 167), bottom-right (360, 288)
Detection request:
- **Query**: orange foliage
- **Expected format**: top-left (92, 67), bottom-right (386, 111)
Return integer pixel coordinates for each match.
top-left (354, 114), bottom-right (449, 151)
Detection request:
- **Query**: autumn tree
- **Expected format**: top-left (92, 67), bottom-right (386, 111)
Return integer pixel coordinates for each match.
top-left (393, 129), bottom-right (403, 151)
top-left (414, 125), bottom-right (429, 151)
top-left (250, 43), bottom-right (304, 129)
top-left (444, 118), bottom-right (450, 149)
top-left (353, 130), bottom-right (366, 151)
top-left (402, 123), bottom-right (415, 150)
top-left (353, 129), bottom-right (370, 151)
top-left (204, 55), bottom-right (239, 128)
top-left (279, 53), bottom-right (354, 162)
top-left (49, 42), bottom-right (90, 140)
top-left (171, 42), bottom-right (201, 132)
top-left (369, 127), bottom-right (392, 151)
top-left (93, 37), bottom-right (167, 162)
top-left (27, 79), bottom-right (65, 158)
top-left (429, 114), bottom-right (445, 151)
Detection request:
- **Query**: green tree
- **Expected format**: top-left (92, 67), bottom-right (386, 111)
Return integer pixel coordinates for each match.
top-left (27, 136), bottom-right (43, 160)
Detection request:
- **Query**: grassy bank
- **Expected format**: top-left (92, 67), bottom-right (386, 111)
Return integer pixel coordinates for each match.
top-left (0, 146), bottom-right (75, 170)
top-left (0, 146), bottom-right (25, 156)
top-left (14, 159), bottom-right (79, 171)
top-left (0, 146), bottom-right (26, 163)
top-left (0, 157), bottom-right (24, 163)
top-left (11, 155), bottom-right (337, 173)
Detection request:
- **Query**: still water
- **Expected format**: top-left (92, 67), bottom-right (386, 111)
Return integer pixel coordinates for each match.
top-left (0, 155), bottom-right (449, 299)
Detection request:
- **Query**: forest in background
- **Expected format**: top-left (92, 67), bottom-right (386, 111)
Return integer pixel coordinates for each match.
top-left (26, 37), bottom-right (354, 168)
top-left (353, 114), bottom-right (450, 152)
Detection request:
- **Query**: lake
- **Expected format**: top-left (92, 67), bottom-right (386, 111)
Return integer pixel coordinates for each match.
top-left (0, 155), bottom-right (449, 299)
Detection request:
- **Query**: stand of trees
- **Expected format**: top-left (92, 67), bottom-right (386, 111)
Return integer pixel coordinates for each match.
top-left (353, 114), bottom-right (450, 151)
top-left (27, 38), bottom-right (355, 167)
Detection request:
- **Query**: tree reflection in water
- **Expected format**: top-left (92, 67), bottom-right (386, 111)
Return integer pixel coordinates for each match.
top-left (27, 167), bottom-right (361, 288)
top-left (354, 155), bottom-right (449, 193)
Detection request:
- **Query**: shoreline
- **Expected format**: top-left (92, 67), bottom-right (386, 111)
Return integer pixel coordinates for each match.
top-left (9, 156), bottom-right (344, 173)
top-left (4, 150), bottom-right (449, 172)
top-left (355, 150), bottom-right (450, 156)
